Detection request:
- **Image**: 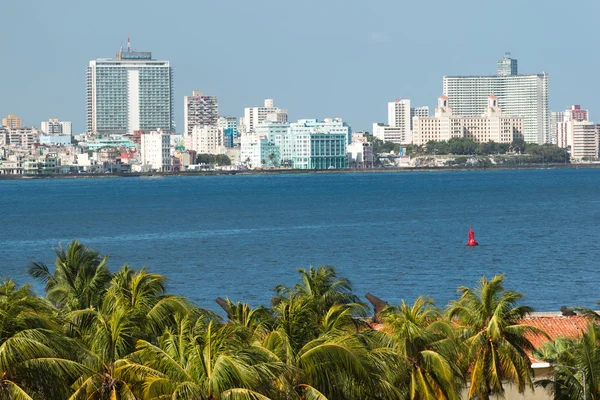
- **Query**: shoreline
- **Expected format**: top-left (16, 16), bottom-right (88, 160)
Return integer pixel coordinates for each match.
top-left (1, 162), bottom-right (600, 180)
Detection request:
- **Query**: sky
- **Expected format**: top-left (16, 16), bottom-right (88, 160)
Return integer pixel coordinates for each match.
top-left (2, 0), bottom-right (600, 133)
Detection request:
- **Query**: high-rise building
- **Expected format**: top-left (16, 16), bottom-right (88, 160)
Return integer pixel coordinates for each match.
top-left (412, 95), bottom-right (523, 146)
top-left (443, 54), bottom-right (549, 144)
top-left (497, 52), bottom-right (518, 76)
top-left (141, 129), bottom-right (171, 171)
top-left (372, 99), bottom-right (422, 145)
top-left (571, 121), bottom-right (598, 161)
top-left (242, 99), bottom-right (288, 133)
top-left (2, 114), bottom-right (22, 129)
top-left (554, 105), bottom-right (590, 150)
top-left (41, 118), bottom-right (72, 135)
top-left (184, 91), bottom-right (218, 137)
top-left (86, 40), bottom-right (173, 135)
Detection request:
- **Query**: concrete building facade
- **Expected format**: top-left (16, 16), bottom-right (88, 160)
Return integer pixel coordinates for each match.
top-left (443, 54), bottom-right (549, 144)
top-left (141, 130), bottom-right (171, 171)
top-left (412, 95), bottom-right (523, 146)
top-left (571, 121), bottom-right (598, 161)
top-left (41, 118), bottom-right (72, 135)
top-left (86, 42), bottom-right (173, 135)
top-left (242, 99), bottom-right (288, 133)
top-left (184, 91), bottom-right (218, 137)
top-left (2, 114), bottom-right (22, 129)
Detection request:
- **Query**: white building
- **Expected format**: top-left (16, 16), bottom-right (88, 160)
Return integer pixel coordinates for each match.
top-left (6, 128), bottom-right (41, 149)
top-left (141, 130), bottom-right (171, 171)
top-left (571, 121), bottom-right (598, 161)
top-left (243, 99), bottom-right (288, 133)
top-left (443, 54), bottom-right (549, 144)
top-left (373, 99), bottom-right (426, 145)
top-left (412, 95), bottom-right (523, 146)
top-left (410, 106), bottom-right (429, 130)
top-left (187, 125), bottom-right (223, 155)
top-left (372, 123), bottom-right (408, 144)
top-left (347, 141), bottom-right (374, 168)
top-left (86, 40), bottom-right (173, 135)
top-left (553, 105), bottom-right (589, 150)
top-left (184, 90), bottom-right (218, 137)
top-left (253, 119), bottom-right (349, 169)
top-left (41, 118), bottom-right (72, 135)
top-left (240, 134), bottom-right (279, 168)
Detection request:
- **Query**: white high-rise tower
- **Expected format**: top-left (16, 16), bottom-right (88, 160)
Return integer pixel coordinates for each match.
top-left (443, 54), bottom-right (549, 144)
top-left (86, 39), bottom-right (173, 135)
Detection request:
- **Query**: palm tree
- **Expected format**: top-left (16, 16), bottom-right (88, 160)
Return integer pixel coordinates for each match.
top-left (103, 265), bottom-right (189, 339)
top-left (0, 329), bottom-right (86, 400)
top-left (262, 295), bottom-right (371, 399)
top-left (273, 266), bottom-right (366, 318)
top-left (372, 297), bottom-right (463, 400)
top-left (447, 275), bottom-right (546, 399)
top-left (534, 324), bottom-right (600, 400)
top-left (27, 240), bottom-right (112, 311)
top-left (125, 313), bottom-right (283, 399)
top-left (0, 279), bottom-right (56, 342)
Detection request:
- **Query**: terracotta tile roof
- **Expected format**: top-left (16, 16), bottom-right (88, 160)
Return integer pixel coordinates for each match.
top-left (368, 313), bottom-right (591, 355)
top-left (439, 95), bottom-right (449, 99)
top-left (520, 314), bottom-right (589, 351)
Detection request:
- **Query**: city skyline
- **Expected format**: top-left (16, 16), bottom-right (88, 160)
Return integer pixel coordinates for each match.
top-left (2, 0), bottom-right (600, 133)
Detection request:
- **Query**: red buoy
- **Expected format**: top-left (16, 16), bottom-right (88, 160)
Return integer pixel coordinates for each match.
top-left (467, 226), bottom-right (479, 246)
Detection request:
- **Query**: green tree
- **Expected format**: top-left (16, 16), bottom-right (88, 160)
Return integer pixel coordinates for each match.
top-left (447, 275), bottom-right (546, 399)
top-left (126, 314), bottom-right (282, 400)
top-left (27, 240), bottom-right (112, 311)
top-left (373, 297), bottom-right (463, 400)
top-left (0, 280), bottom-right (56, 342)
top-left (535, 324), bottom-right (600, 400)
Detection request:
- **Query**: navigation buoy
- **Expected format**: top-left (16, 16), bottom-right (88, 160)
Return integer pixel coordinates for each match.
top-left (467, 226), bottom-right (479, 246)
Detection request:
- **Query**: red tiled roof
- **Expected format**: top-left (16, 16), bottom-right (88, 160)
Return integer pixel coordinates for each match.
top-left (521, 315), bottom-right (589, 350)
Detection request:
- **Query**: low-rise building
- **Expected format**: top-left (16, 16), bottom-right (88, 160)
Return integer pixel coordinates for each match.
top-left (347, 141), bottom-right (374, 168)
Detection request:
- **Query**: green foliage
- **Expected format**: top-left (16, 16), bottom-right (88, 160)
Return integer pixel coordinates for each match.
top-left (364, 134), bottom-right (402, 155)
top-left (196, 153), bottom-right (232, 166)
top-left (2, 244), bottom-right (571, 399)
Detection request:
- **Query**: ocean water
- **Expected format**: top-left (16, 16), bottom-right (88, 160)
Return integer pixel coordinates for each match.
top-left (1, 169), bottom-right (599, 312)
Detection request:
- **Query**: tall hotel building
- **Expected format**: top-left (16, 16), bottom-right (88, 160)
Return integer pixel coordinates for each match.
top-left (86, 41), bottom-right (173, 135)
top-left (443, 53), bottom-right (549, 144)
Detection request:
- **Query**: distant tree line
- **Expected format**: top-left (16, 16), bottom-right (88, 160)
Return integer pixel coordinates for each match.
top-left (196, 153), bottom-right (232, 166)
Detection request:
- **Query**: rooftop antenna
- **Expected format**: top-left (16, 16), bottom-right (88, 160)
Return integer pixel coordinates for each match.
top-left (127, 36), bottom-right (131, 52)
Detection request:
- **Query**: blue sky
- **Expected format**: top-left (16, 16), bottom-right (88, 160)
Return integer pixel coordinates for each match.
top-left (2, 0), bottom-right (599, 133)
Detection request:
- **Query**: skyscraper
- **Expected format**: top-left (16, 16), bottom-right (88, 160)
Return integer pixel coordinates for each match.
top-left (443, 54), bottom-right (549, 144)
top-left (497, 52), bottom-right (518, 76)
top-left (86, 40), bottom-right (173, 135)
top-left (184, 91), bottom-right (218, 137)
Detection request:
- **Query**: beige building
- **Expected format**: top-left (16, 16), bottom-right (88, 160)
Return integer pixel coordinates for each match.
top-left (571, 120), bottom-right (598, 161)
top-left (412, 95), bottom-right (523, 146)
top-left (2, 114), bottom-right (22, 129)
top-left (186, 125), bottom-right (224, 155)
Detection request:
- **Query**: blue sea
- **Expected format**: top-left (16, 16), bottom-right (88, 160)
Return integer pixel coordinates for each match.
top-left (1, 169), bottom-right (599, 312)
